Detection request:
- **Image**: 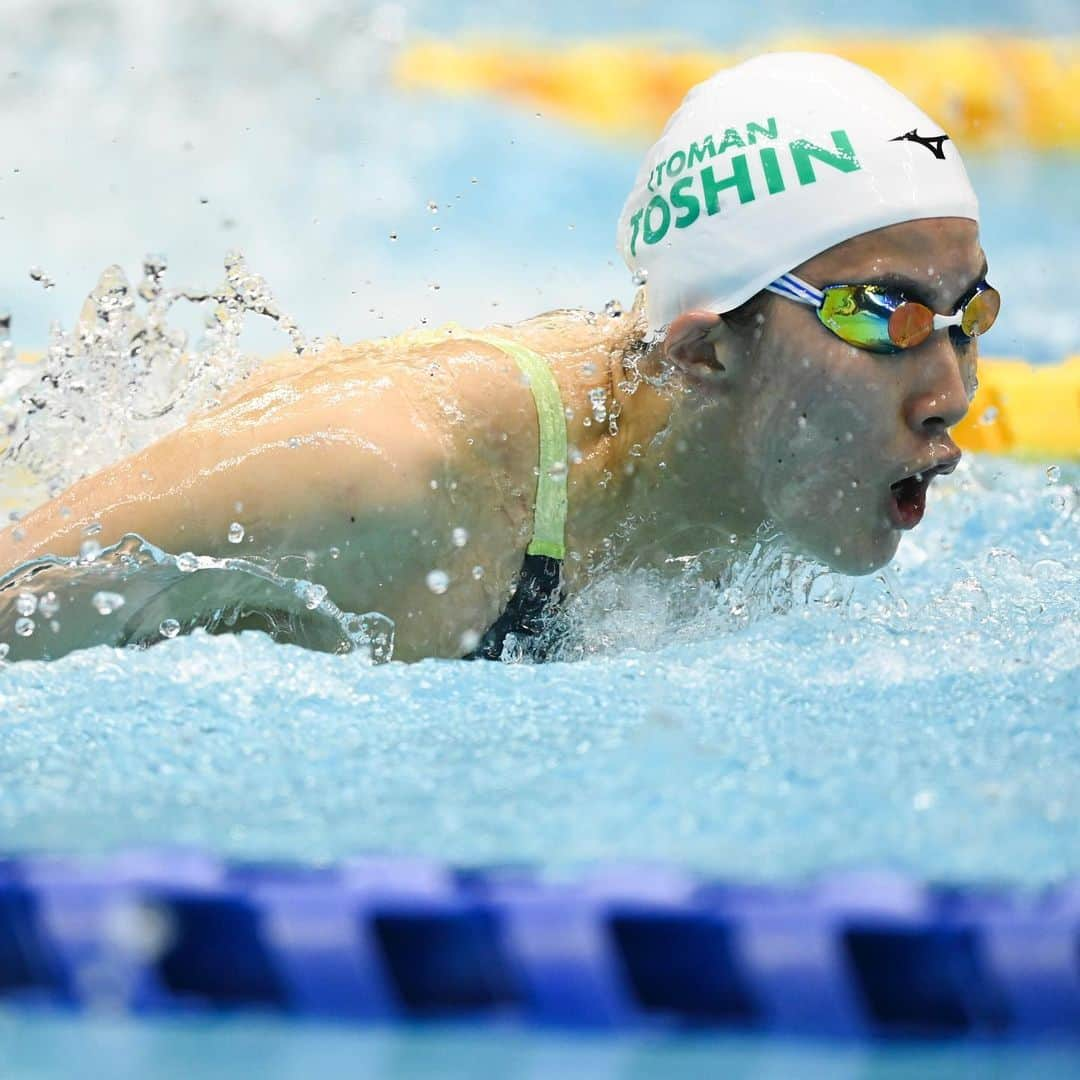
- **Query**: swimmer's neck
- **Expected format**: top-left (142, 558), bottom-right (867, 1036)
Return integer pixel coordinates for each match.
top-left (561, 328), bottom-right (769, 577)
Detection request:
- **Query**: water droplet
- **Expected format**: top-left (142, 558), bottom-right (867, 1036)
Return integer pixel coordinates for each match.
top-left (451, 527), bottom-right (468, 548)
top-left (429, 282), bottom-right (441, 292)
top-left (1046, 465), bottom-right (1060, 483)
top-left (329, 546), bottom-right (341, 560)
top-left (227, 522), bottom-right (245, 543)
top-left (29, 266), bottom-right (55, 289)
top-left (629, 443), bottom-right (643, 457)
top-left (92, 591), bottom-right (125, 615)
top-left (426, 569), bottom-right (449, 594)
top-left (980, 405), bottom-right (999, 426)
top-left (588, 387), bottom-right (608, 424)
top-left (603, 299), bottom-right (622, 318)
top-left (79, 539), bottom-right (103, 562)
top-left (176, 552), bottom-right (198, 572)
top-left (470, 177), bottom-right (478, 185)
top-left (302, 582), bottom-right (328, 610)
top-left (426, 200), bottom-right (439, 213)
top-left (159, 618), bottom-right (181, 639)
top-left (389, 232), bottom-right (398, 241)
top-left (15, 592), bottom-right (37, 617)
top-left (38, 592), bottom-right (60, 618)
top-left (471, 565), bottom-right (485, 580)
top-left (14, 617), bottom-right (34, 637)
top-left (547, 460), bottom-right (567, 480)
top-left (632, 267), bottom-right (649, 286)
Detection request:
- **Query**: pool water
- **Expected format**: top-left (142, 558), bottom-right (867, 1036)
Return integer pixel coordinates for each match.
top-left (1, 456), bottom-right (1077, 880)
top-left (2, 1013), bottom-right (1078, 1079)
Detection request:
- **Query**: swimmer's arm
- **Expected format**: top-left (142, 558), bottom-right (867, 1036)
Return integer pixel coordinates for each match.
top-left (0, 367), bottom-right (526, 659)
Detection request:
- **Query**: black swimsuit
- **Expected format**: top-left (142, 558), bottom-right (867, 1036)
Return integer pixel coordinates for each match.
top-left (464, 553), bottom-right (563, 661)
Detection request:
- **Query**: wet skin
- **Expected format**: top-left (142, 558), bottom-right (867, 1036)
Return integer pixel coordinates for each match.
top-left (0, 218), bottom-right (986, 661)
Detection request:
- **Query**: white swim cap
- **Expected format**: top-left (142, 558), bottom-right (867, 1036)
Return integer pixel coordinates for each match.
top-left (617, 52), bottom-right (980, 333)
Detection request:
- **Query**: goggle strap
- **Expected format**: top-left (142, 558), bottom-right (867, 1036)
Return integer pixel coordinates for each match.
top-left (765, 272), bottom-right (825, 308)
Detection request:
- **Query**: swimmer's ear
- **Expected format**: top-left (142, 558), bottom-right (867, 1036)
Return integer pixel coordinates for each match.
top-left (663, 310), bottom-right (739, 385)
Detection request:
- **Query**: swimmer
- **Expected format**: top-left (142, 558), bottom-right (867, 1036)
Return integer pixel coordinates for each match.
top-left (0, 53), bottom-right (998, 663)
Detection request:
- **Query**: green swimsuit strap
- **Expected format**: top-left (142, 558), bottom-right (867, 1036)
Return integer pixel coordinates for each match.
top-left (472, 333), bottom-right (568, 561)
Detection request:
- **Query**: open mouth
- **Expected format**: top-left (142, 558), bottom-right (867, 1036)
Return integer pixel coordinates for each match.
top-left (887, 459), bottom-right (959, 530)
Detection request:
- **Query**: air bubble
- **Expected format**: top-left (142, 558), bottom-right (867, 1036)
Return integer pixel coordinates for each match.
top-left (329, 547), bottom-right (340, 559)
top-left (79, 539), bottom-right (103, 562)
top-left (159, 618), bottom-right (181, 639)
top-left (426, 569), bottom-right (449, 594)
top-left (1046, 465), bottom-right (1060, 483)
top-left (459, 628), bottom-right (481, 652)
top-left (15, 592), bottom-right (37, 616)
top-left (92, 591), bottom-right (126, 615)
top-left (451, 527), bottom-right (468, 547)
top-left (632, 267), bottom-right (648, 286)
top-left (980, 406), bottom-right (999, 425)
top-left (38, 592), bottom-right (60, 618)
top-left (227, 522), bottom-right (245, 543)
top-left (14, 617), bottom-right (34, 637)
top-left (913, 790), bottom-right (936, 811)
top-left (176, 552), bottom-right (198, 572)
top-left (302, 583), bottom-right (328, 610)
top-left (471, 565), bottom-right (484, 580)
top-left (427, 200), bottom-right (439, 213)
top-left (603, 299), bottom-right (622, 318)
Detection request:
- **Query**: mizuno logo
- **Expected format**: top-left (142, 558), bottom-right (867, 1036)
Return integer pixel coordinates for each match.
top-left (890, 129), bottom-right (950, 160)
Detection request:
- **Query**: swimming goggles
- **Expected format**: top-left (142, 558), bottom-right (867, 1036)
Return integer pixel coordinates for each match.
top-left (765, 272), bottom-right (1000, 354)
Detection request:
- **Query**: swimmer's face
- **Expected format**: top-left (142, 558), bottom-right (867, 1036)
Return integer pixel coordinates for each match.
top-left (730, 217), bottom-right (984, 574)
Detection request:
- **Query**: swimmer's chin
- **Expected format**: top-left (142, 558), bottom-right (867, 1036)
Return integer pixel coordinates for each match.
top-left (792, 529), bottom-right (901, 576)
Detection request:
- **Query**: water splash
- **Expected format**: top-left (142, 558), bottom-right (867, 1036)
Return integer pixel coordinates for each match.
top-left (1, 252), bottom-right (307, 505)
top-left (0, 534), bottom-right (395, 664)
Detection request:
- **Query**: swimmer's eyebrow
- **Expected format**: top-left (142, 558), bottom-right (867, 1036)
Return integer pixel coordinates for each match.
top-left (856, 256), bottom-right (990, 313)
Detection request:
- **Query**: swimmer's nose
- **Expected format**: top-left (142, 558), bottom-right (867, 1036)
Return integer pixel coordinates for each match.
top-left (904, 337), bottom-right (971, 433)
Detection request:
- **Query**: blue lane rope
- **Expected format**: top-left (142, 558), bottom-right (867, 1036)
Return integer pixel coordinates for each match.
top-left (1, 853), bottom-right (1078, 1038)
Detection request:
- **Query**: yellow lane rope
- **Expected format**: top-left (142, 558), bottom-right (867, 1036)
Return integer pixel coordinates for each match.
top-left (396, 34), bottom-right (1080, 151)
top-left (954, 355), bottom-right (1080, 459)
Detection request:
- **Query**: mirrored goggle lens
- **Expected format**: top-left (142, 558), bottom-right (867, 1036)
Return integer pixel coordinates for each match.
top-left (887, 302), bottom-right (934, 349)
top-left (961, 286), bottom-right (1000, 337)
top-left (819, 285), bottom-right (900, 352)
